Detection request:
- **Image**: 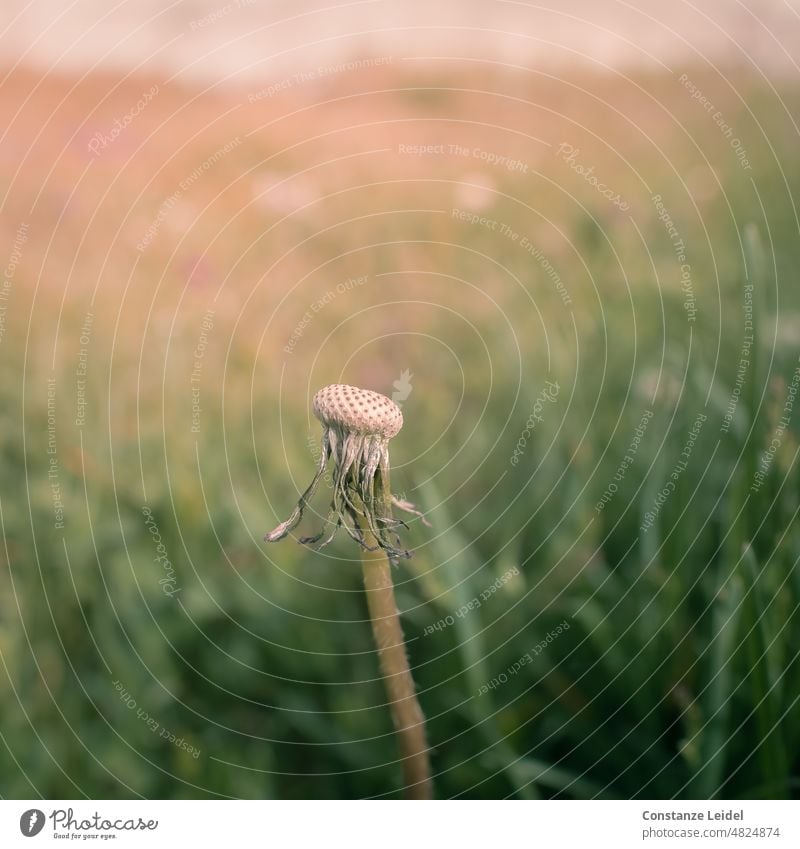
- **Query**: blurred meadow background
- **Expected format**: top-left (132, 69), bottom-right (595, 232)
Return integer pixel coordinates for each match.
top-left (1, 0), bottom-right (800, 799)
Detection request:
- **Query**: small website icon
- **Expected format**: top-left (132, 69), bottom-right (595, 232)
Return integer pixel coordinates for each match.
top-left (19, 809), bottom-right (45, 837)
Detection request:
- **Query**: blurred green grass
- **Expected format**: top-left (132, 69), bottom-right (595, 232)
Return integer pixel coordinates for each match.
top-left (1, 63), bottom-right (799, 799)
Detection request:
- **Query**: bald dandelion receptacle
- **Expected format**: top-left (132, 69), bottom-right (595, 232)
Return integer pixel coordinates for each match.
top-left (265, 384), bottom-right (427, 561)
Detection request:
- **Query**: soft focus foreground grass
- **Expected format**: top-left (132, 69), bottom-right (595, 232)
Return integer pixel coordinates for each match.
top-left (1, 64), bottom-right (799, 798)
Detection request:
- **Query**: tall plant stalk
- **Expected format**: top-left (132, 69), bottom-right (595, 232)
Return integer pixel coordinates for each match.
top-left (265, 383), bottom-right (433, 798)
top-left (360, 533), bottom-right (432, 799)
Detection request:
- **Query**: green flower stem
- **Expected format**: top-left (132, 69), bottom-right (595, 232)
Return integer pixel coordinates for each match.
top-left (360, 533), bottom-right (432, 799)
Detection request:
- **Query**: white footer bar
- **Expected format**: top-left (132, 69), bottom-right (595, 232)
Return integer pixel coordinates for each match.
top-left (2, 800), bottom-right (797, 848)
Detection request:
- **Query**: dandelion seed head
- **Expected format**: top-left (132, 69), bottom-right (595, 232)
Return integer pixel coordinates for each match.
top-left (265, 383), bottom-right (427, 561)
top-left (313, 383), bottom-right (403, 439)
